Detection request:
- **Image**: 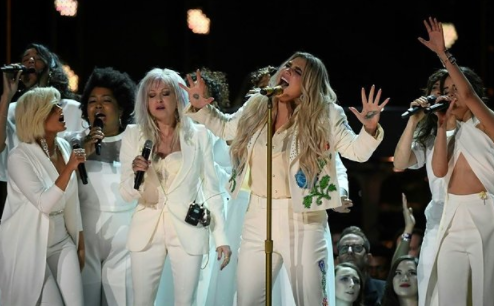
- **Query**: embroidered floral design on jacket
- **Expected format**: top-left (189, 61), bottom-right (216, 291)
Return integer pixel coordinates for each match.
top-left (295, 157), bottom-right (337, 209)
top-left (228, 168), bottom-right (237, 192)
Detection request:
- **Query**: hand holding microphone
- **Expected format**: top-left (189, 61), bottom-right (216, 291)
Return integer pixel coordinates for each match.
top-left (71, 138), bottom-right (88, 184)
top-left (93, 114), bottom-right (104, 155)
top-left (1, 64), bottom-right (36, 74)
top-left (134, 140), bottom-right (153, 190)
top-left (401, 95), bottom-right (436, 119)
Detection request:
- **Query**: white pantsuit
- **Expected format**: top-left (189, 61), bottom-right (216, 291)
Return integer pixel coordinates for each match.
top-left (66, 132), bottom-right (136, 306)
top-left (119, 124), bottom-right (228, 306)
top-left (0, 139), bottom-right (83, 306)
top-left (425, 117), bottom-right (494, 306)
top-left (186, 95), bottom-right (383, 306)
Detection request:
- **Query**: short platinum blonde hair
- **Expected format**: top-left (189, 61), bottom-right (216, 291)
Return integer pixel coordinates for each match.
top-left (15, 87), bottom-right (61, 143)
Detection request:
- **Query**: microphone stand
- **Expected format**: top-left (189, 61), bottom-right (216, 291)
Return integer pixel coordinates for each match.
top-left (265, 96), bottom-right (273, 306)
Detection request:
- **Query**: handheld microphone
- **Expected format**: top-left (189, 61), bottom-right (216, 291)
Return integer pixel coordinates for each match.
top-left (1, 64), bottom-right (36, 74)
top-left (71, 138), bottom-right (88, 185)
top-left (401, 95), bottom-right (437, 119)
top-left (93, 114), bottom-right (104, 155)
top-left (260, 85), bottom-right (283, 97)
top-left (134, 140), bottom-right (153, 190)
top-left (424, 100), bottom-right (450, 114)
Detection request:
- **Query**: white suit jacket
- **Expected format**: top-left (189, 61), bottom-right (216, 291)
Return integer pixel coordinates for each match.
top-left (0, 138), bottom-right (82, 306)
top-left (186, 95), bottom-right (383, 212)
top-left (119, 124), bottom-right (228, 255)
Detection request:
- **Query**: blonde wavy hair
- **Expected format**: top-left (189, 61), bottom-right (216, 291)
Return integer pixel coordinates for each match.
top-left (15, 87), bottom-right (61, 143)
top-left (229, 51), bottom-right (338, 187)
top-left (134, 68), bottom-right (194, 146)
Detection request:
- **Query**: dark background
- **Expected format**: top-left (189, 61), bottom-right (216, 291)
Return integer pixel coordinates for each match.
top-left (1, 0), bottom-right (494, 244)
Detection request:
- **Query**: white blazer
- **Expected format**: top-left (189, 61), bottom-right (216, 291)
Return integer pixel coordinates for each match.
top-left (119, 124), bottom-right (228, 255)
top-left (0, 138), bottom-right (82, 306)
top-left (186, 95), bottom-right (383, 212)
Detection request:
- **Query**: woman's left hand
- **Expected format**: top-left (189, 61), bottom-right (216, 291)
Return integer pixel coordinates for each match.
top-left (349, 85), bottom-right (390, 135)
top-left (216, 245), bottom-right (232, 270)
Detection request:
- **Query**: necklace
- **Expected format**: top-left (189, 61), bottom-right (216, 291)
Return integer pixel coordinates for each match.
top-left (40, 138), bottom-right (58, 159)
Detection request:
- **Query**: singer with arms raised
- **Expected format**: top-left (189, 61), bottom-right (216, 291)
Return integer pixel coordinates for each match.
top-left (181, 51), bottom-right (389, 306)
top-left (0, 87), bottom-right (86, 306)
top-left (417, 17), bottom-right (494, 306)
top-left (119, 68), bottom-right (231, 306)
top-left (66, 67), bottom-right (137, 306)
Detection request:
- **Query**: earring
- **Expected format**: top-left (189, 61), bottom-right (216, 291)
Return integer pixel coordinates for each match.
top-left (175, 110), bottom-right (180, 123)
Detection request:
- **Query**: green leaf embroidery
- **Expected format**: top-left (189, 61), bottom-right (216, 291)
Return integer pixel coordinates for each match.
top-left (302, 174), bottom-right (336, 209)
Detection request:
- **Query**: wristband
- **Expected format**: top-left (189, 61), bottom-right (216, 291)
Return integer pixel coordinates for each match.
top-left (402, 233), bottom-right (412, 242)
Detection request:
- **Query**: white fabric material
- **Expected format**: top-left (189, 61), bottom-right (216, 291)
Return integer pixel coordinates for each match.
top-left (185, 97), bottom-right (382, 213)
top-left (119, 124), bottom-right (228, 305)
top-left (425, 117), bottom-right (494, 306)
top-left (410, 131), bottom-right (453, 306)
top-left (0, 139), bottom-right (83, 306)
top-left (0, 98), bottom-right (83, 181)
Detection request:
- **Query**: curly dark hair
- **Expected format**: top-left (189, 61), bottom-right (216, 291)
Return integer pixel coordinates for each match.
top-left (80, 67), bottom-right (136, 132)
top-left (20, 43), bottom-right (79, 101)
top-left (381, 255), bottom-right (419, 306)
top-left (187, 67), bottom-right (230, 111)
top-left (414, 66), bottom-right (489, 148)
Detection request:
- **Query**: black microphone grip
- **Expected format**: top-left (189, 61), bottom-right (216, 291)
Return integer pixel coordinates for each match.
top-left (72, 143), bottom-right (88, 185)
top-left (93, 116), bottom-right (104, 155)
top-left (134, 140), bottom-right (153, 190)
top-left (1, 64), bottom-right (36, 74)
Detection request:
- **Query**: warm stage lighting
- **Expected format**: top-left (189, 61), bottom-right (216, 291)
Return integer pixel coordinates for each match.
top-left (187, 9), bottom-right (210, 34)
top-left (442, 23), bottom-right (458, 49)
top-left (54, 0), bottom-right (78, 17)
top-left (63, 65), bottom-right (79, 92)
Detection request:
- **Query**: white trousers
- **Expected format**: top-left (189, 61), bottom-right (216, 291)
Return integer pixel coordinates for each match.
top-left (131, 209), bottom-right (203, 306)
top-left (39, 219), bottom-right (84, 306)
top-left (236, 194), bottom-right (330, 306)
top-left (436, 193), bottom-right (494, 306)
top-left (81, 207), bottom-right (133, 306)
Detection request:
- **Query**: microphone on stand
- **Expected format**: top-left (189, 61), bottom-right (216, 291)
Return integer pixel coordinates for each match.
top-left (260, 85), bottom-right (283, 97)
top-left (1, 64), bottom-right (36, 74)
top-left (93, 114), bottom-right (104, 155)
top-left (401, 95), bottom-right (437, 119)
top-left (71, 137), bottom-right (88, 185)
top-left (134, 140), bottom-right (153, 190)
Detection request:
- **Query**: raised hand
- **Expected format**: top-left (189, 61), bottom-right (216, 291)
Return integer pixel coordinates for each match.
top-left (401, 193), bottom-right (415, 234)
top-left (418, 17), bottom-right (447, 54)
top-left (349, 85), bottom-right (390, 134)
top-left (179, 69), bottom-right (215, 110)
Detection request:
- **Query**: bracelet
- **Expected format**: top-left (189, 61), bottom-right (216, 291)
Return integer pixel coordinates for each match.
top-left (438, 50), bottom-right (457, 67)
top-left (402, 233), bottom-right (412, 242)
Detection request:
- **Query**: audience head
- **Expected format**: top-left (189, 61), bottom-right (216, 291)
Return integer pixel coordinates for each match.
top-left (15, 87), bottom-right (63, 143)
top-left (336, 226), bottom-right (372, 275)
top-left (80, 67), bottom-right (136, 134)
top-left (335, 262), bottom-right (365, 306)
top-left (368, 243), bottom-right (392, 280)
top-left (382, 255), bottom-right (419, 306)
